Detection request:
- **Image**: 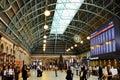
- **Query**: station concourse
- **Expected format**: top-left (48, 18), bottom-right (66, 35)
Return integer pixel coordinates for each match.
top-left (0, 0), bottom-right (120, 80)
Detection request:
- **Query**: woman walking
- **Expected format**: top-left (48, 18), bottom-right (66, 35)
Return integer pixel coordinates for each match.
top-left (22, 65), bottom-right (28, 80)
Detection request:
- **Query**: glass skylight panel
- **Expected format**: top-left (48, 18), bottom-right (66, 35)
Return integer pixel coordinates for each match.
top-left (50, 0), bottom-right (84, 34)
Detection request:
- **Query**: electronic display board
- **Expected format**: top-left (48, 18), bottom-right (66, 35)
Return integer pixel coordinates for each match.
top-left (90, 18), bottom-right (120, 59)
top-left (90, 21), bottom-right (115, 56)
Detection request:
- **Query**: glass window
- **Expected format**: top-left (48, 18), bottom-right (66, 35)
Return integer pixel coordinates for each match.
top-left (50, 0), bottom-right (84, 34)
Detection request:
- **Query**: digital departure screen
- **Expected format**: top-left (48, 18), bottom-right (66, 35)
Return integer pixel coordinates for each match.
top-left (90, 21), bottom-right (116, 56)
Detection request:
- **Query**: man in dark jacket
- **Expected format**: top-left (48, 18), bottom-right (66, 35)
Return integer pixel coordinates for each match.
top-left (66, 66), bottom-right (73, 80)
top-left (98, 65), bottom-right (103, 80)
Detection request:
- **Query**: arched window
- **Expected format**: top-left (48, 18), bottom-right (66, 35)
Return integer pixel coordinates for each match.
top-left (10, 49), bottom-right (12, 55)
top-left (13, 50), bottom-right (15, 55)
top-left (0, 43), bottom-right (4, 52)
top-left (6, 46), bottom-right (8, 54)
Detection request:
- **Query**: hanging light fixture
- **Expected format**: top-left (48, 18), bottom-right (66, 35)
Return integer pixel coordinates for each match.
top-left (68, 48), bottom-right (71, 51)
top-left (74, 44), bottom-right (77, 47)
top-left (44, 10), bottom-right (50, 16)
top-left (66, 50), bottom-right (69, 52)
top-left (43, 43), bottom-right (46, 52)
top-left (43, 35), bottom-right (47, 39)
top-left (43, 44), bottom-right (46, 47)
top-left (43, 40), bottom-right (46, 43)
top-left (43, 48), bottom-right (46, 51)
top-left (87, 36), bottom-right (90, 40)
top-left (71, 46), bottom-right (74, 49)
top-left (42, 0), bottom-right (50, 52)
top-left (44, 0), bottom-right (50, 17)
top-left (80, 41), bottom-right (83, 44)
top-left (44, 24), bottom-right (48, 30)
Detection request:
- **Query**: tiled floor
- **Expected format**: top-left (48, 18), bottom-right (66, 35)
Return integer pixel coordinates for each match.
top-left (0, 69), bottom-right (98, 80)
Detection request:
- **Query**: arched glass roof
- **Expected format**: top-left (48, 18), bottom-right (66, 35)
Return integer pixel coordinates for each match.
top-left (0, 0), bottom-right (120, 54)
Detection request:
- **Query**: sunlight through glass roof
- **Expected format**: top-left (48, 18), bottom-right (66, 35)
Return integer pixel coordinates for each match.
top-left (50, 0), bottom-right (84, 34)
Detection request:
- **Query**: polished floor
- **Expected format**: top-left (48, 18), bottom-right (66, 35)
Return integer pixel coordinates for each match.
top-left (28, 69), bottom-right (98, 80)
top-left (0, 69), bottom-right (98, 80)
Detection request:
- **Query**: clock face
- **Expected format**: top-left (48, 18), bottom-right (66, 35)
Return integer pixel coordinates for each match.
top-left (73, 35), bottom-right (81, 43)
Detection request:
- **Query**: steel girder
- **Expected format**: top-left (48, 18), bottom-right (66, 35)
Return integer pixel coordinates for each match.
top-left (0, 0), bottom-right (119, 53)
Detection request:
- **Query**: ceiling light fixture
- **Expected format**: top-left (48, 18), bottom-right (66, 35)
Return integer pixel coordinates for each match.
top-left (43, 44), bottom-right (46, 47)
top-left (74, 44), bottom-right (77, 47)
top-left (44, 10), bottom-right (50, 16)
top-left (42, 0), bottom-right (50, 52)
top-left (43, 48), bottom-right (46, 51)
top-left (80, 41), bottom-right (83, 44)
top-left (68, 48), bottom-right (71, 51)
top-left (87, 36), bottom-right (90, 40)
top-left (44, 24), bottom-right (48, 30)
top-left (71, 46), bottom-right (73, 49)
top-left (66, 50), bottom-right (68, 52)
top-left (43, 35), bottom-right (47, 39)
top-left (43, 40), bottom-right (46, 43)
top-left (44, 0), bottom-right (50, 17)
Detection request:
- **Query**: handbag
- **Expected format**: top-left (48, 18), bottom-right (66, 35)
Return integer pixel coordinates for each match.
top-left (27, 72), bottom-right (31, 78)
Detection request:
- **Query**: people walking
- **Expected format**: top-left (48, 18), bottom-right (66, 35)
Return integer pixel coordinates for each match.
top-left (98, 65), bottom-right (103, 80)
top-left (37, 65), bottom-right (42, 77)
top-left (66, 66), bottom-right (73, 80)
top-left (22, 65), bottom-right (28, 80)
top-left (54, 66), bottom-right (58, 77)
top-left (2, 66), bottom-right (8, 80)
top-left (106, 65), bottom-right (112, 80)
top-left (80, 65), bottom-right (87, 80)
top-left (7, 65), bottom-right (15, 80)
top-left (15, 66), bottom-right (20, 80)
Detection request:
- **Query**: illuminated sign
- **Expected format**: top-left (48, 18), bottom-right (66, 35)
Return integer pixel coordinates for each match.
top-left (90, 21), bottom-right (116, 56)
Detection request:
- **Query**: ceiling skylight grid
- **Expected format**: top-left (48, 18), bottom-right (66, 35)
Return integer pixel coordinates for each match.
top-left (50, 0), bottom-right (84, 34)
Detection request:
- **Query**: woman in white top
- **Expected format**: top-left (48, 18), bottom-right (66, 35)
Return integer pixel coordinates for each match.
top-left (7, 65), bottom-right (15, 80)
top-left (2, 66), bottom-right (8, 80)
top-left (37, 65), bottom-right (42, 77)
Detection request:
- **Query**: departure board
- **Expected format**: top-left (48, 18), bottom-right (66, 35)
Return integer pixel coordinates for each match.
top-left (90, 21), bottom-right (116, 56)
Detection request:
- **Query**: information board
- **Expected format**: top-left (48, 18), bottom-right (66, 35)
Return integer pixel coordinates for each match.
top-left (90, 21), bottom-right (116, 56)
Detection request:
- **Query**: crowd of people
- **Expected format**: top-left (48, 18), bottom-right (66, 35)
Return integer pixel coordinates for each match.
top-left (65, 64), bottom-right (120, 80)
top-left (66, 65), bottom-right (88, 80)
top-left (90, 64), bottom-right (120, 80)
top-left (0, 64), bottom-right (30, 80)
top-left (0, 64), bottom-right (120, 80)
top-left (98, 65), bottom-right (120, 80)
